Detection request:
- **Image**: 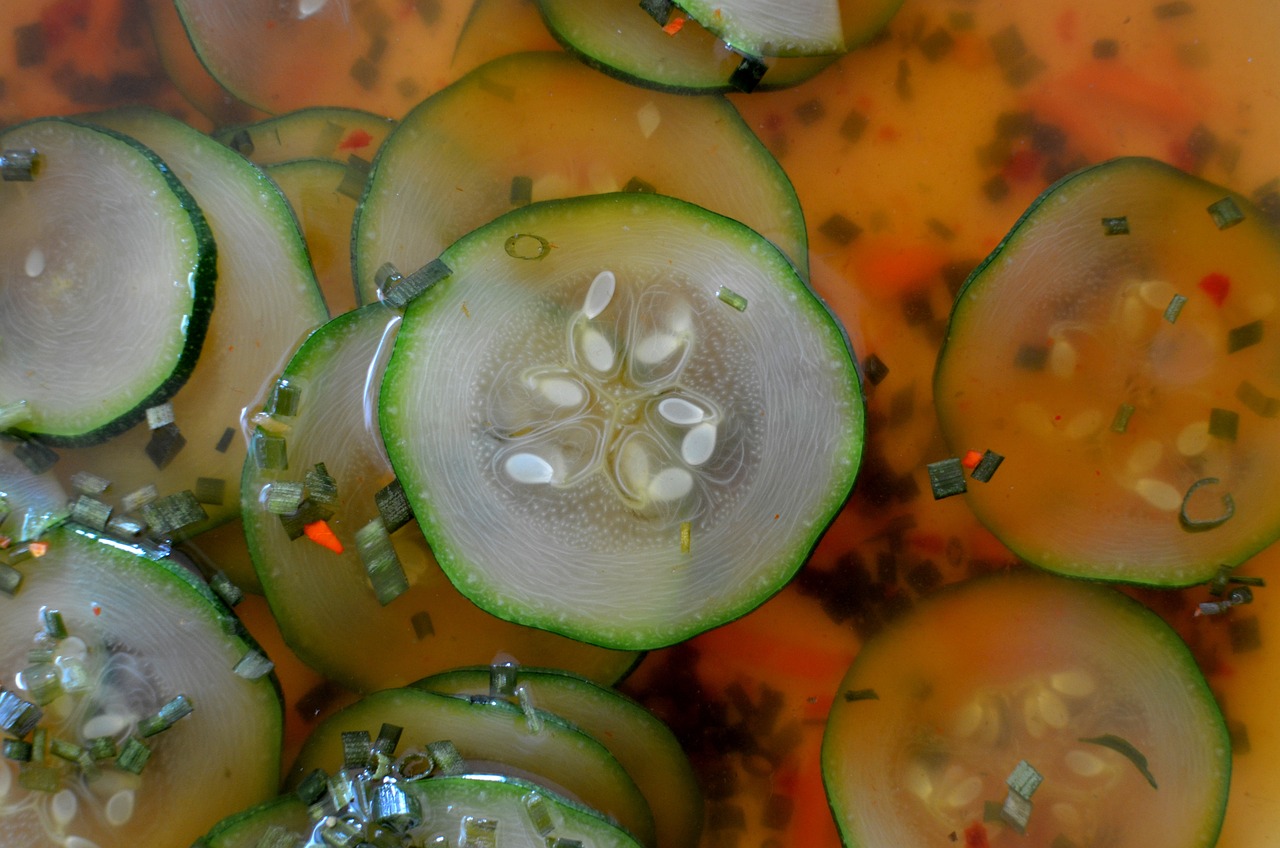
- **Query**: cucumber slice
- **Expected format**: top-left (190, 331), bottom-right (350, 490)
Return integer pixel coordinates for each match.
top-left (44, 107), bottom-right (327, 538)
top-left (537, 0), bottom-right (835, 93)
top-left (0, 117), bottom-right (216, 445)
top-left (380, 192), bottom-right (863, 649)
top-left (243, 304), bottom-right (638, 691)
top-left (416, 665), bottom-right (703, 848)
top-left (935, 157), bottom-right (1280, 586)
top-left (675, 0), bottom-right (905, 58)
top-left (452, 0), bottom-right (561, 81)
top-left (822, 572), bottom-right (1230, 848)
top-left (352, 51), bottom-right (809, 305)
top-left (0, 525), bottom-right (283, 848)
top-left (213, 108), bottom-right (396, 167)
top-left (265, 159), bottom-right (360, 316)
top-left (288, 687), bottom-right (657, 846)
top-left (197, 794), bottom-right (311, 848)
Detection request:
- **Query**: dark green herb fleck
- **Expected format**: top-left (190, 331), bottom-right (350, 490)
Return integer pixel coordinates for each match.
top-left (862, 353), bottom-right (890, 386)
top-left (1208, 408), bottom-right (1239, 441)
top-left (842, 688), bottom-right (879, 703)
top-left (509, 175), bottom-right (532, 207)
top-left (1227, 320), bottom-right (1263, 352)
top-left (794, 99), bottom-right (825, 125)
top-left (1078, 734), bottom-right (1157, 788)
top-left (728, 54), bottom-right (768, 93)
top-left (1154, 1), bottom-right (1195, 19)
top-left (1163, 294), bottom-right (1187, 322)
top-left (839, 110), bottom-right (868, 143)
top-left (1229, 615), bottom-right (1262, 653)
top-left (927, 458), bottom-right (967, 499)
top-left (1102, 216), bottom-right (1130, 235)
top-left (971, 450), bottom-right (1004, 483)
top-left (1208, 196), bottom-right (1245, 229)
top-left (1092, 38), bottom-right (1120, 59)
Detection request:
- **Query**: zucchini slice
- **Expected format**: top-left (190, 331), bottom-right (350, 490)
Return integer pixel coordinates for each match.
top-left (380, 193), bottom-right (863, 649)
top-left (352, 51), bottom-right (809, 305)
top-left (0, 117), bottom-right (215, 445)
top-left (213, 107), bottom-right (396, 167)
top-left (197, 794), bottom-right (311, 848)
top-left (45, 107), bottom-right (327, 538)
top-left (935, 157), bottom-right (1280, 586)
top-left (416, 665), bottom-right (703, 848)
top-left (822, 571), bottom-right (1230, 848)
top-left (537, 0), bottom-right (835, 93)
top-left (0, 525), bottom-right (283, 848)
top-left (674, 0), bottom-right (905, 58)
top-left (242, 304), bottom-right (638, 691)
top-left (288, 687), bottom-right (657, 846)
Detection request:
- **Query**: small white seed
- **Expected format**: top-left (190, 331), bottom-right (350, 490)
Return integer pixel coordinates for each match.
top-left (505, 453), bottom-right (555, 485)
top-left (579, 327), bottom-right (615, 372)
top-left (1065, 749), bottom-right (1108, 777)
top-left (1176, 420), bottom-right (1210, 456)
top-left (636, 102), bottom-right (662, 139)
top-left (634, 333), bottom-right (680, 365)
top-left (1048, 338), bottom-right (1078, 378)
top-left (681, 423), bottom-right (717, 466)
top-left (1138, 279), bottom-right (1176, 309)
top-left (82, 712), bottom-right (130, 740)
top-left (648, 467), bottom-right (693, 502)
top-left (1014, 401), bottom-right (1055, 439)
top-left (951, 699), bottom-right (985, 739)
top-left (582, 270), bottom-right (616, 319)
top-left (1023, 693), bottom-right (1046, 738)
top-left (657, 397), bottom-right (704, 425)
top-left (1050, 669), bottom-right (1096, 698)
top-left (1051, 801), bottom-right (1084, 832)
top-left (65, 838), bottom-right (103, 848)
top-left (1064, 408), bottom-right (1104, 440)
top-left (906, 763), bottom-right (933, 800)
top-left (105, 789), bottom-right (135, 826)
top-left (51, 789), bottom-right (77, 828)
top-left (538, 378), bottom-right (585, 409)
top-left (943, 774), bottom-right (984, 809)
top-left (24, 247), bottom-right (45, 278)
top-left (1037, 688), bottom-right (1070, 729)
top-left (1135, 478), bottom-right (1182, 511)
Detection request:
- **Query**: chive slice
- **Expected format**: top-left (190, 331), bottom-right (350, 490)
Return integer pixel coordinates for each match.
top-left (1101, 216), bottom-right (1130, 235)
top-left (336, 154), bottom-right (372, 200)
top-left (115, 737), bottom-right (152, 774)
top-left (341, 730), bottom-right (371, 769)
top-left (1006, 760), bottom-right (1043, 797)
top-left (0, 689), bottom-right (43, 736)
top-left (490, 661), bottom-right (519, 699)
top-left (254, 825), bottom-right (304, 848)
top-left (1, 148), bottom-right (41, 181)
top-left (729, 54), bottom-right (768, 93)
top-left (509, 175), bottom-right (533, 207)
top-left (268, 379), bottom-right (302, 417)
top-left (842, 688), bottom-right (879, 703)
top-left (384, 258), bottom-right (453, 307)
top-left (69, 470), bottom-right (110, 495)
top-left (970, 450), bottom-right (1004, 483)
top-left (374, 478), bottom-right (413, 532)
top-left (145, 422), bottom-right (187, 469)
top-left (928, 458), bottom-right (967, 499)
top-left (3, 738), bottom-right (33, 762)
top-left (1227, 320), bottom-right (1264, 353)
top-left (14, 439), bottom-right (58, 475)
top-left (233, 650), bottom-right (275, 680)
top-left (523, 791), bottom-right (555, 836)
top-left (30, 727), bottom-right (46, 762)
top-left (680, 520), bottom-right (692, 553)
top-left (716, 286), bottom-right (749, 312)
top-left (58, 657), bottom-right (88, 693)
top-left (1155, 0), bottom-right (1195, 18)
top-left (459, 815), bottom-right (499, 848)
top-left (549, 839), bottom-right (586, 848)
top-left (70, 495), bottom-right (112, 531)
top-left (371, 780), bottom-right (421, 829)
top-left (372, 723), bottom-right (403, 757)
top-left (141, 491), bottom-right (208, 536)
top-left (88, 736), bottom-right (117, 760)
top-left (279, 498), bottom-right (335, 540)
top-left (1000, 788), bottom-right (1033, 833)
top-left (1179, 477), bottom-right (1234, 531)
top-left (1110, 402), bottom-right (1136, 433)
top-left (640, 0), bottom-right (674, 25)
top-left (1208, 407), bottom-right (1239, 440)
top-left (319, 815), bottom-right (361, 847)
top-left (1, 563), bottom-right (24, 596)
top-left (41, 607), bottom-right (67, 640)
top-left (1207, 196), bottom-right (1245, 229)
top-left (23, 664), bottom-right (61, 705)
top-left (295, 768), bottom-right (329, 805)
top-left (139, 694), bottom-right (194, 737)
top-left (840, 110), bottom-right (869, 143)
top-left (1236, 380), bottom-right (1280, 417)
top-left (122, 483), bottom-right (159, 513)
top-left (210, 570), bottom-right (244, 607)
top-left (194, 476), bottom-right (226, 506)
top-left (622, 176), bottom-right (657, 194)
top-left (252, 428), bottom-right (289, 470)
top-left (49, 737), bottom-right (84, 763)
top-left (1163, 294), bottom-right (1188, 322)
top-left (862, 353), bottom-right (890, 387)
top-left (356, 517), bottom-right (409, 605)
top-left (215, 426), bottom-right (236, 453)
top-left (1079, 734), bottom-right (1157, 788)
top-left (306, 463), bottom-right (339, 507)
top-left (818, 213), bottom-right (862, 246)
top-left (1013, 343), bottom-right (1048, 370)
top-left (411, 611), bottom-right (434, 639)
top-left (504, 234), bottom-right (551, 262)
top-left (426, 739), bottom-right (464, 775)
top-left (106, 514), bottom-right (146, 539)
top-left (267, 481), bottom-right (306, 515)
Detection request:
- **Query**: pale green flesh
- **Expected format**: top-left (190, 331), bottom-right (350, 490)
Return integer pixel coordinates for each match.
top-left (242, 304), bottom-right (638, 692)
top-left (416, 666), bottom-right (703, 848)
top-left (0, 526), bottom-right (283, 848)
top-left (200, 795), bottom-right (311, 848)
top-left (288, 687), bottom-right (656, 846)
top-left (46, 107), bottom-right (327, 538)
top-left (353, 51), bottom-right (808, 304)
top-left (381, 192), bottom-right (863, 649)
top-left (0, 118), bottom-right (213, 443)
top-left (214, 107), bottom-right (395, 166)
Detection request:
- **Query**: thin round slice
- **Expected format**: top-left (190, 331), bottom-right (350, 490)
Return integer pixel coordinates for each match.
top-left (353, 51), bottom-right (809, 304)
top-left (213, 107), bottom-right (395, 167)
top-left (935, 157), bottom-right (1280, 585)
top-left (380, 192), bottom-right (863, 649)
top-left (675, 0), bottom-right (904, 57)
top-left (0, 117), bottom-right (215, 444)
top-left (822, 571), bottom-right (1230, 848)
top-left (0, 525), bottom-right (283, 848)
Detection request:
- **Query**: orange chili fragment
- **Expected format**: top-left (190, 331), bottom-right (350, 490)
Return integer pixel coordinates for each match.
top-left (961, 449), bottom-right (984, 471)
top-left (338, 129), bottom-right (375, 151)
top-left (963, 822), bottom-right (990, 848)
top-left (1198, 272), bottom-right (1230, 306)
top-left (662, 14), bottom-right (687, 35)
top-left (28, 542), bottom-right (48, 558)
top-left (304, 520), bottom-right (345, 554)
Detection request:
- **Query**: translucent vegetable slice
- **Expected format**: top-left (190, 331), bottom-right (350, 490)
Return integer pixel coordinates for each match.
top-left (935, 157), bottom-right (1280, 585)
top-left (265, 158), bottom-right (360, 315)
top-left (0, 525), bottom-right (283, 848)
top-left (823, 571), bottom-right (1230, 848)
top-left (0, 117), bottom-right (215, 444)
top-left (352, 51), bottom-right (809, 305)
top-left (676, 0), bottom-right (905, 57)
top-left (242, 304), bottom-right (638, 692)
top-left (212, 107), bottom-right (395, 167)
top-left (379, 193), bottom-right (863, 649)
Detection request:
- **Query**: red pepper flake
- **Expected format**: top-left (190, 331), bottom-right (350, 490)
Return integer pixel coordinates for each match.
top-left (304, 520), bottom-right (345, 554)
top-left (338, 129), bottom-right (375, 152)
top-left (91, 603), bottom-right (102, 616)
top-left (963, 822), bottom-right (990, 848)
top-left (1198, 272), bottom-right (1230, 306)
top-left (662, 14), bottom-right (687, 35)
top-left (29, 542), bottom-right (48, 558)
top-left (961, 449), bottom-right (984, 471)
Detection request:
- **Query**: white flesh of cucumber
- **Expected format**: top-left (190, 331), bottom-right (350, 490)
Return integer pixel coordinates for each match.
top-left (380, 193), bottom-right (863, 649)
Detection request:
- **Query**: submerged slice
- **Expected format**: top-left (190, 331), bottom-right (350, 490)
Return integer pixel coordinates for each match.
top-left (0, 525), bottom-right (283, 848)
top-left (823, 572), bottom-right (1230, 848)
top-left (935, 157), bottom-right (1280, 585)
top-left (675, 0), bottom-right (904, 57)
top-left (0, 117), bottom-right (215, 444)
top-left (380, 192), bottom-right (863, 649)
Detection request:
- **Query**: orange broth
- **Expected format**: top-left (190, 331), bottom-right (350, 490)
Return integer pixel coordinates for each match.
top-left (2, 1), bottom-right (1277, 846)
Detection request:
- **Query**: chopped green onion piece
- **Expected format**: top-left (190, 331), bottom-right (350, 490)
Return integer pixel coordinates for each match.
top-left (49, 737), bottom-right (84, 763)
top-left (30, 727), bottom-right (46, 762)
top-left (862, 353), bottom-right (889, 386)
top-left (18, 763), bottom-right (60, 792)
top-left (1163, 293), bottom-right (1188, 323)
top-left (194, 477), bottom-right (226, 506)
top-left (523, 791), bottom-right (555, 836)
top-left (234, 650), bottom-right (275, 680)
top-left (4, 738), bottom-right (33, 761)
top-left (516, 684), bottom-right (543, 733)
top-left (384, 258), bottom-right (453, 307)
top-left (341, 729), bottom-right (371, 769)
top-left (729, 54), bottom-right (768, 94)
top-left (356, 517), bottom-right (409, 605)
top-left (680, 520), bottom-right (692, 553)
top-left (1231, 574), bottom-right (1266, 587)
top-left (489, 661), bottom-right (519, 699)
top-left (970, 450), bottom-right (1004, 483)
top-left (1180, 477), bottom-right (1235, 532)
top-left (640, 0), bottom-right (674, 25)
top-left (622, 176), bottom-right (657, 194)
top-left (14, 440), bottom-right (58, 475)
top-left (88, 736), bottom-right (117, 760)
top-left (139, 694), bottom-right (194, 737)
top-left (22, 663), bottom-right (61, 705)
top-left (306, 463), bottom-right (339, 507)
top-left (267, 481), bottom-right (306, 515)
top-left (1235, 380), bottom-right (1280, 417)
top-left (503, 233), bottom-right (551, 262)
top-left (411, 611), bottom-right (434, 640)
top-left (1101, 216), bottom-right (1130, 235)
top-left (210, 571), bottom-right (244, 607)
top-left (68, 470), bottom-right (110, 495)
top-left (0, 689), bottom-right (42, 736)
top-left (375, 261), bottom-right (403, 298)
top-left (1207, 196), bottom-right (1245, 229)
top-left (0, 562), bottom-right (21, 596)
top-left (1000, 788), bottom-right (1033, 833)
top-left (818, 213), bottom-right (862, 246)
top-left (296, 768), bottom-right (329, 805)
top-left (70, 495), bottom-right (112, 531)
top-left (1, 148), bottom-right (41, 181)
top-left (426, 739), bottom-right (464, 775)
top-left (252, 428), bottom-right (289, 470)
top-left (1227, 320), bottom-right (1264, 353)
top-left (460, 815), bottom-right (499, 848)
top-left (326, 770), bottom-right (358, 810)
top-left (215, 426), bottom-right (236, 453)
top-left (336, 154), bottom-right (372, 200)
top-left (928, 458), bottom-right (967, 499)
top-left (41, 608), bottom-right (67, 640)
top-left (145, 402), bottom-right (175, 429)
top-left (106, 514), bottom-right (146, 539)
top-left (1006, 760), bottom-right (1043, 798)
top-left (278, 498), bottom-right (335, 540)
top-left (1208, 408), bottom-right (1239, 440)
top-left (1079, 734), bottom-right (1157, 788)
top-left (121, 483), bottom-right (159, 513)
top-left (509, 175), bottom-right (533, 207)
top-left (374, 479), bottom-right (412, 532)
top-left (1109, 402), bottom-right (1136, 433)
top-left (372, 780), bottom-right (421, 829)
top-left (372, 723), bottom-right (403, 758)
top-left (145, 422), bottom-right (187, 469)
top-left (141, 491), bottom-right (208, 536)
top-left (319, 815), bottom-right (362, 847)
top-left (115, 737), bottom-right (152, 778)
top-left (716, 286), bottom-right (749, 312)
top-left (27, 645), bottom-right (55, 664)
top-left (268, 379), bottom-right (302, 417)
